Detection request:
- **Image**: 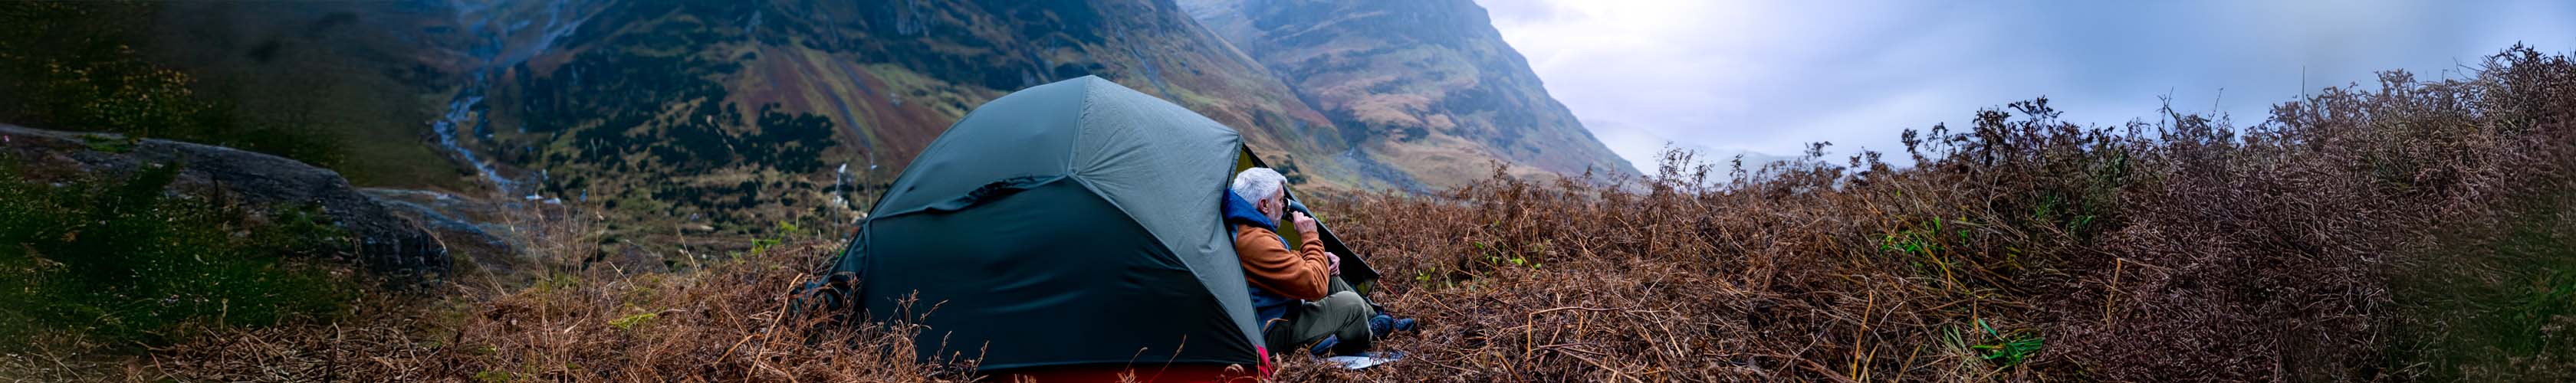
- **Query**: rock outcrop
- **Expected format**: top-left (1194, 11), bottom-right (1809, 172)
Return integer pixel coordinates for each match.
top-left (0, 124), bottom-right (449, 281)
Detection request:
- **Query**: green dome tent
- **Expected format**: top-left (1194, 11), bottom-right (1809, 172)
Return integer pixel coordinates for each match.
top-left (816, 76), bottom-right (1378, 372)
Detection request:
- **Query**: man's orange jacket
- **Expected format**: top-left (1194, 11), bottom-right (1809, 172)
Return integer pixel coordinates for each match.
top-left (1233, 224), bottom-right (1332, 301)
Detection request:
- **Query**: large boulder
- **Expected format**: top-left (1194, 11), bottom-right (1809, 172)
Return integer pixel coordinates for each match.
top-left (0, 123), bottom-right (449, 282)
top-left (363, 188), bottom-right (561, 286)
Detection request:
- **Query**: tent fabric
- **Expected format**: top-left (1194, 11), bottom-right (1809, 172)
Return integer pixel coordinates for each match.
top-left (857, 176), bottom-right (1247, 368)
top-left (827, 76), bottom-right (1290, 371)
top-left (1064, 82), bottom-right (1257, 342)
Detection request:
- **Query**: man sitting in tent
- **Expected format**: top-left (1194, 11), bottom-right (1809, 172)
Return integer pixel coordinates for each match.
top-left (1224, 168), bottom-right (1415, 355)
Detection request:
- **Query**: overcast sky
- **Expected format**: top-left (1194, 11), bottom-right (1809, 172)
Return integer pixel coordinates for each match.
top-left (1475, 0), bottom-right (2576, 172)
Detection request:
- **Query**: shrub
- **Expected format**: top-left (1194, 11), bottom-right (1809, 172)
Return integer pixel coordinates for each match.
top-left (1305, 45), bottom-right (2574, 381)
top-left (0, 161), bottom-right (362, 350)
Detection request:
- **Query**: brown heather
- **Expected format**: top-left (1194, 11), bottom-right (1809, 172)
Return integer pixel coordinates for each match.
top-left (7, 207), bottom-right (970, 381)
top-left (1305, 46), bottom-right (2575, 382)
top-left (13, 46), bottom-right (2571, 382)
top-left (59, 247), bottom-right (967, 381)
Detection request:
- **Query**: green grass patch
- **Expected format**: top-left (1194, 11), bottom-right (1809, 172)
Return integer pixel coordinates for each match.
top-left (2388, 192), bottom-right (2576, 380)
top-left (0, 161), bottom-right (362, 351)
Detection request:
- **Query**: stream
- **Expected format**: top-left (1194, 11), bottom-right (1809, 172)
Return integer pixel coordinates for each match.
top-left (426, 0), bottom-right (603, 198)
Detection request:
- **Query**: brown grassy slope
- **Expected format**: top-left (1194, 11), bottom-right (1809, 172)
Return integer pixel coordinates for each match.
top-left (57, 47), bottom-right (2574, 382)
top-left (0, 201), bottom-right (951, 381)
top-left (68, 244), bottom-right (964, 382)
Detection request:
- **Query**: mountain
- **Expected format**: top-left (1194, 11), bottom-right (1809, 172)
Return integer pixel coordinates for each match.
top-left (392, 0), bottom-right (1633, 223)
top-left (1180, 0), bottom-right (1638, 187)
top-left (271, 0), bottom-right (1396, 235)
top-left (10, 0), bottom-right (1635, 241)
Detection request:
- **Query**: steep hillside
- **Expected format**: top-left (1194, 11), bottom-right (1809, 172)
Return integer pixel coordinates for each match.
top-left (536, 0), bottom-right (1558, 231)
top-left (0, 2), bottom-right (470, 188)
top-left (15, 0), bottom-right (1641, 244)
top-left (1181, 0), bottom-right (1638, 187)
top-left (424, 0), bottom-right (1388, 236)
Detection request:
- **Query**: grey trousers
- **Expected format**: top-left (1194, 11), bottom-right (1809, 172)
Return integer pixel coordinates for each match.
top-left (1263, 277), bottom-right (1377, 355)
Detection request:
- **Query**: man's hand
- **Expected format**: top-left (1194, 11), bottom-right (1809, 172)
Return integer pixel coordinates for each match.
top-left (1326, 251), bottom-right (1343, 275)
top-left (1290, 211), bottom-right (1319, 236)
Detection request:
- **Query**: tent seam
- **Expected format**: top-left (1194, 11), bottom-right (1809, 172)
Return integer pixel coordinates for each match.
top-left (1068, 77), bottom-right (1097, 182)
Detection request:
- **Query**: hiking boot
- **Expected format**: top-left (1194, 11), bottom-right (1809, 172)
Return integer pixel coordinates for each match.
top-left (1309, 335), bottom-right (1342, 356)
top-left (1367, 314), bottom-right (1418, 339)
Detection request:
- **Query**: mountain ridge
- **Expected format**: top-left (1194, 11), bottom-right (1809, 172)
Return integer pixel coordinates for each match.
top-left (12, 0), bottom-right (1641, 239)
top-left (1182, 0), bottom-right (1639, 187)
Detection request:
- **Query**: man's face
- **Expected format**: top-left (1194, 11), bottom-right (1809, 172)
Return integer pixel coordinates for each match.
top-left (1261, 190), bottom-right (1287, 223)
